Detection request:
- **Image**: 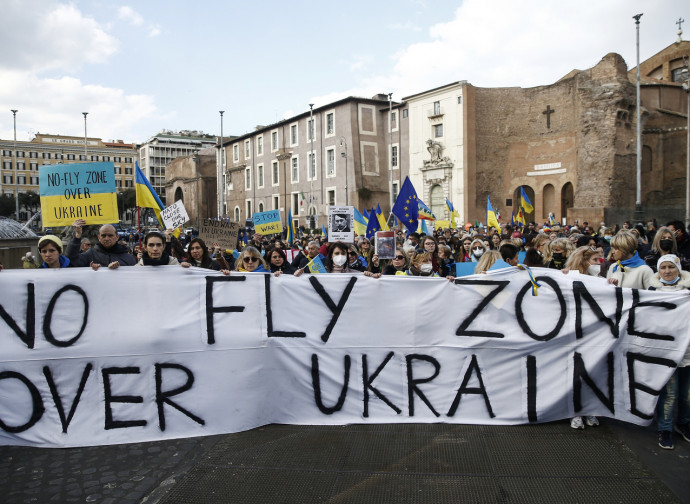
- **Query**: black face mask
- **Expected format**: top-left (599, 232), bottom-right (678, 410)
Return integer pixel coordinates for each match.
top-left (660, 239), bottom-right (674, 252)
top-left (552, 252), bottom-right (564, 261)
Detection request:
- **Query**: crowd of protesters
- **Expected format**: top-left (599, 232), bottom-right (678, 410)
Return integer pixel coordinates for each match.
top-left (7, 216), bottom-right (690, 451)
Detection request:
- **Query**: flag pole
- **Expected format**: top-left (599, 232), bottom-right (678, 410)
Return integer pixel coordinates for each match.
top-left (137, 206), bottom-right (141, 248)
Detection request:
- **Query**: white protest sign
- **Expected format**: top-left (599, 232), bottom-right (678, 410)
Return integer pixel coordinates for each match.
top-left (328, 206), bottom-right (354, 243)
top-left (199, 219), bottom-right (240, 250)
top-left (160, 200), bottom-right (189, 230)
top-left (0, 268), bottom-right (688, 448)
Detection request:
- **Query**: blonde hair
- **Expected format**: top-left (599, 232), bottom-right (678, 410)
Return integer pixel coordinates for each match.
top-left (543, 237), bottom-right (574, 262)
top-left (565, 246), bottom-right (599, 274)
top-left (651, 226), bottom-right (677, 254)
top-left (474, 250), bottom-right (502, 274)
top-left (234, 246), bottom-right (267, 271)
top-left (610, 230), bottom-right (638, 259)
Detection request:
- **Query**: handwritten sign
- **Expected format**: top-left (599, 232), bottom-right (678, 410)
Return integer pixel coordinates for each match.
top-left (0, 268), bottom-right (687, 448)
top-left (199, 219), bottom-right (239, 250)
top-left (39, 162), bottom-right (118, 226)
top-left (161, 200), bottom-right (189, 230)
top-left (253, 209), bottom-right (282, 235)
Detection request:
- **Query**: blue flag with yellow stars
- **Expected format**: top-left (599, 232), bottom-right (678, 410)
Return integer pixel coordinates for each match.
top-left (365, 208), bottom-right (380, 239)
top-left (392, 176), bottom-right (419, 232)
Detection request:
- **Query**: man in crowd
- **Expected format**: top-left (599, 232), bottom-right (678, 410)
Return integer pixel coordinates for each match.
top-left (66, 219), bottom-right (136, 269)
top-left (291, 241), bottom-right (320, 270)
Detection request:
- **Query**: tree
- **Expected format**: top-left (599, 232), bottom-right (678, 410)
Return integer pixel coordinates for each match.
top-left (19, 191), bottom-right (40, 213)
top-left (0, 194), bottom-right (16, 218)
top-left (117, 189), bottom-right (137, 221)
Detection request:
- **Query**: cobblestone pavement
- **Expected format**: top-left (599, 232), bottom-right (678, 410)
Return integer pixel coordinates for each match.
top-left (1, 419), bottom-right (688, 504)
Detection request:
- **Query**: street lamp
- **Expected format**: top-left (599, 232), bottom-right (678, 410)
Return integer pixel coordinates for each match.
top-left (388, 93), bottom-right (394, 222)
top-left (11, 109), bottom-right (18, 221)
top-left (219, 110), bottom-right (225, 219)
top-left (82, 112), bottom-right (88, 158)
top-left (309, 103), bottom-right (314, 230)
top-left (681, 57), bottom-right (690, 228)
top-left (339, 137), bottom-right (348, 205)
top-left (633, 13), bottom-right (643, 221)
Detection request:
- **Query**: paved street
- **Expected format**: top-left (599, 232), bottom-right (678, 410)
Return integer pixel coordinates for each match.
top-left (1, 419), bottom-right (688, 504)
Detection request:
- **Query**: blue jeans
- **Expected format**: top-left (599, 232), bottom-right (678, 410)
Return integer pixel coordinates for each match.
top-left (657, 367), bottom-right (690, 432)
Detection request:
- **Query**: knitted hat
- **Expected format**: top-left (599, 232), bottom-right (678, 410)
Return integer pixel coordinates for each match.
top-left (38, 235), bottom-right (63, 253)
top-left (657, 254), bottom-right (680, 272)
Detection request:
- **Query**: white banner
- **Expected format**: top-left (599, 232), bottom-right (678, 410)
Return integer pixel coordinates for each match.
top-left (0, 268), bottom-right (688, 448)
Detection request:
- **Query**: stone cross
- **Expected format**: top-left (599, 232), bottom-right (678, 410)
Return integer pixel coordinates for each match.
top-left (677, 17), bottom-right (684, 31)
top-left (542, 105), bottom-right (555, 129)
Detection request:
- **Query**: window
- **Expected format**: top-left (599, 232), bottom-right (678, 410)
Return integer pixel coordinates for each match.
top-left (31, 176), bottom-right (39, 185)
top-left (672, 67), bottom-right (688, 83)
top-left (114, 156), bottom-right (121, 162)
top-left (17, 151), bottom-right (25, 158)
top-left (326, 112), bottom-right (334, 136)
top-left (326, 148), bottom-right (335, 177)
top-left (3, 161), bottom-right (10, 170)
top-left (392, 181), bottom-right (399, 203)
top-left (91, 155), bottom-right (98, 161)
top-left (18, 175), bottom-right (26, 184)
top-left (103, 156), bottom-right (110, 162)
top-left (307, 119), bottom-right (315, 141)
top-left (458, 96), bottom-right (462, 104)
top-left (291, 156), bottom-right (299, 183)
top-left (257, 164), bottom-right (264, 188)
top-left (41, 152), bottom-right (49, 159)
top-left (125, 180), bottom-right (133, 188)
top-left (125, 157), bottom-right (133, 163)
top-left (115, 179), bottom-right (122, 188)
top-left (67, 154), bottom-right (75, 160)
top-left (272, 161), bottom-right (279, 186)
top-left (3, 175), bottom-right (12, 184)
top-left (246, 200), bottom-right (252, 218)
top-left (433, 101), bottom-right (441, 115)
top-left (114, 166), bottom-right (122, 174)
top-left (125, 167), bottom-right (133, 175)
top-left (290, 123), bottom-right (298, 146)
top-left (391, 145), bottom-right (398, 169)
top-left (234, 207), bottom-right (240, 222)
top-left (244, 140), bottom-right (250, 159)
top-left (29, 152), bottom-right (37, 158)
top-left (2, 150), bottom-right (11, 156)
top-left (271, 130), bottom-right (278, 151)
top-left (257, 136), bottom-right (263, 156)
top-left (245, 167), bottom-right (252, 190)
top-left (79, 154), bottom-right (87, 161)
top-left (30, 162), bottom-right (37, 171)
top-left (17, 161), bottom-right (24, 170)
top-left (292, 193), bottom-right (299, 214)
top-left (327, 189), bottom-right (335, 206)
top-left (273, 195), bottom-right (279, 210)
top-left (258, 202), bottom-right (264, 212)
top-left (434, 124), bottom-right (443, 138)
top-left (307, 152), bottom-right (316, 181)
top-left (390, 111), bottom-right (397, 130)
top-left (233, 144), bottom-right (239, 162)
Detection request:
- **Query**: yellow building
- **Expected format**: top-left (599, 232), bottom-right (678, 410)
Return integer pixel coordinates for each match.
top-left (0, 133), bottom-right (138, 221)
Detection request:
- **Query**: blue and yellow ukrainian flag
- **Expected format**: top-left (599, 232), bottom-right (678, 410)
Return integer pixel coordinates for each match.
top-left (375, 204), bottom-right (389, 231)
top-left (307, 255), bottom-right (327, 273)
top-left (286, 208), bottom-right (295, 245)
top-left (136, 162), bottom-right (165, 226)
top-left (487, 196), bottom-right (501, 234)
top-left (520, 187), bottom-right (534, 214)
top-left (353, 208), bottom-right (368, 236)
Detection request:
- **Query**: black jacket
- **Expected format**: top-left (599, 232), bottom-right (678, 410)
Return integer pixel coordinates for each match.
top-left (66, 237), bottom-right (136, 267)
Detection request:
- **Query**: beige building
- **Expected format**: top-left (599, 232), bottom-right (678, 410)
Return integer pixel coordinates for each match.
top-left (0, 134), bottom-right (137, 221)
top-left (219, 95), bottom-right (407, 231)
top-left (165, 147), bottom-right (218, 229)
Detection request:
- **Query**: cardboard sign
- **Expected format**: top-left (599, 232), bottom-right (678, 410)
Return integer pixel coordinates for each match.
top-left (39, 162), bottom-right (118, 226)
top-left (161, 200), bottom-right (189, 230)
top-left (253, 210), bottom-right (283, 235)
top-left (328, 206), bottom-right (355, 243)
top-left (199, 219), bottom-right (240, 250)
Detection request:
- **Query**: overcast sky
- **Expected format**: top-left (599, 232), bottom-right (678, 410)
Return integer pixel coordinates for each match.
top-left (0, 0), bottom-right (685, 144)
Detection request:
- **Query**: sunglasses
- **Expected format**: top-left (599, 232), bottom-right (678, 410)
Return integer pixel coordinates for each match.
top-left (348, 252), bottom-right (357, 256)
top-left (394, 255), bottom-right (406, 260)
top-left (243, 257), bottom-right (259, 263)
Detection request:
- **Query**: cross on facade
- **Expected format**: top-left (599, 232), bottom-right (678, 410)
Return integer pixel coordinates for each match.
top-left (542, 105), bottom-right (555, 129)
top-left (677, 17), bottom-right (684, 31)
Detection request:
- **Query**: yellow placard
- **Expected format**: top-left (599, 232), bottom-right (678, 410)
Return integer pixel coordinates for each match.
top-left (41, 192), bottom-right (119, 227)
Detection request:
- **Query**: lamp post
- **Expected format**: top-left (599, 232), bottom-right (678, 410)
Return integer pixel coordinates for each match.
top-left (388, 93), bottom-right (394, 227)
top-left (339, 137), bottom-right (348, 205)
top-left (219, 110), bottom-right (225, 219)
top-left (194, 151), bottom-right (200, 230)
top-left (11, 109), bottom-right (18, 221)
top-left (633, 13), bottom-right (643, 221)
top-left (82, 112), bottom-right (88, 158)
top-left (682, 57), bottom-right (690, 228)
top-left (309, 103), bottom-right (314, 230)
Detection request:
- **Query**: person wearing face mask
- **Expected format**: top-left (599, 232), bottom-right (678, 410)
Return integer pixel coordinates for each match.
top-left (324, 242), bottom-right (376, 276)
top-left (644, 226), bottom-right (690, 272)
top-left (666, 220), bottom-right (690, 262)
top-left (563, 246), bottom-right (605, 277)
top-left (468, 239), bottom-right (487, 263)
top-left (403, 252), bottom-right (440, 277)
top-left (544, 238), bottom-right (574, 270)
top-left (650, 254), bottom-right (690, 450)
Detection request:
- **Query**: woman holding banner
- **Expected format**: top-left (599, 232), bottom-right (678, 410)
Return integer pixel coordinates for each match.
top-left (38, 235), bottom-right (71, 269)
top-left (606, 231), bottom-right (657, 289)
top-left (267, 247), bottom-right (296, 275)
top-left (234, 246), bottom-right (268, 273)
top-left (183, 238), bottom-right (221, 271)
top-left (653, 254), bottom-right (690, 449)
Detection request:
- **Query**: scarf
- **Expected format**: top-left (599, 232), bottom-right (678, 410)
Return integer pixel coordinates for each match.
top-left (613, 251), bottom-right (646, 272)
top-left (142, 252), bottom-right (171, 266)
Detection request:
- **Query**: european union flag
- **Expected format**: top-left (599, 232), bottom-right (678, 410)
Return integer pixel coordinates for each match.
top-left (392, 176), bottom-right (419, 232)
top-left (365, 208), bottom-right (380, 239)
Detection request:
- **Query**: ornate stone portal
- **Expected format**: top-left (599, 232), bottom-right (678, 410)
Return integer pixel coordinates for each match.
top-left (420, 139), bottom-right (454, 214)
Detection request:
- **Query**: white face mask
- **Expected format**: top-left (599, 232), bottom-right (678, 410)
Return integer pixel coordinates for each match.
top-left (333, 254), bottom-right (347, 266)
top-left (588, 264), bottom-right (600, 277)
top-left (420, 263), bottom-right (433, 273)
top-left (472, 248), bottom-right (484, 257)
